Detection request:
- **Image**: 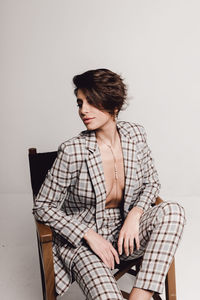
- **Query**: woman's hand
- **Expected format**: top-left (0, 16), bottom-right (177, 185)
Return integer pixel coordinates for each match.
top-left (83, 229), bottom-right (120, 269)
top-left (118, 207), bottom-right (143, 256)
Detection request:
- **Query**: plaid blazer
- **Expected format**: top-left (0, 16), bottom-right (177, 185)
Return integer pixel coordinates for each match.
top-left (33, 120), bottom-right (161, 295)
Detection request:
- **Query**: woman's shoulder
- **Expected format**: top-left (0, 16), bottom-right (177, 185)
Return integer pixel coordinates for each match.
top-left (117, 120), bottom-right (147, 142)
top-left (58, 132), bottom-right (86, 156)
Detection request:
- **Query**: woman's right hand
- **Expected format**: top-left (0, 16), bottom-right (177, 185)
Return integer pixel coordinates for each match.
top-left (83, 228), bottom-right (120, 270)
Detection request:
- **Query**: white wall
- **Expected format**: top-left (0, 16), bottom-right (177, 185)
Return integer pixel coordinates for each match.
top-left (1, 0), bottom-right (200, 198)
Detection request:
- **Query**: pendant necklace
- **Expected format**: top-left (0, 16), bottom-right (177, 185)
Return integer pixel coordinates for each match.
top-left (98, 139), bottom-right (119, 198)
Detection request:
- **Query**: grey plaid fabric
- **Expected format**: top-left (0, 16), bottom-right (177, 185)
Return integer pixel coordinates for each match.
top-left (67, 204), bottom-right (185, 298)
top-left (120, 202), bottom-right (186, 293)
top-left (33, 121), bottom-right (162, 296)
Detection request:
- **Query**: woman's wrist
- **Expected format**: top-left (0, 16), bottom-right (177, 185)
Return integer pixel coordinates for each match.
top-left (83, 228), bottom-right (94, 241)
top-left (129, 206), bottom-right (143, 218)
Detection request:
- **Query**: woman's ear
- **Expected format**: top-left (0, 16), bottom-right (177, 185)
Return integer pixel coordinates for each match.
top-left (114, 108), bottom-right (119, 119)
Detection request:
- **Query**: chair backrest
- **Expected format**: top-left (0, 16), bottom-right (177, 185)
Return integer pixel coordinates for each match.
top-left (28, 148), bottom-right (57, 199)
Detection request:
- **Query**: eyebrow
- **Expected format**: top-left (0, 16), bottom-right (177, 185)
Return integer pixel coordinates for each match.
top-left (76, 98), bottom-right (83, 103)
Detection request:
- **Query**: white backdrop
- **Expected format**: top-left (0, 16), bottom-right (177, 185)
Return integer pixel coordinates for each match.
top-left (1, 0), bottom-right (200, 197)
top-left (0, 1), bottom-right (200, 299)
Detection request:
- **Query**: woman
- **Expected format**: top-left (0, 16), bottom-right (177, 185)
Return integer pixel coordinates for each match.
top-left (33, 69), bottom-right (186, 300)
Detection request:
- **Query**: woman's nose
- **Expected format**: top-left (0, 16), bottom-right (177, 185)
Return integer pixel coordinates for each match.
top-left (80, 102), bottom-right (90, 114)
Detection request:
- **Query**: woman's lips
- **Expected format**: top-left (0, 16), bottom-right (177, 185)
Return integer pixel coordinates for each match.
top-left (83, 117), bottom-right (95, 124)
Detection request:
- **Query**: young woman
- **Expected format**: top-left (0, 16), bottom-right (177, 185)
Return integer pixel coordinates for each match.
top-left (33, 69), bottom-right (186, 300)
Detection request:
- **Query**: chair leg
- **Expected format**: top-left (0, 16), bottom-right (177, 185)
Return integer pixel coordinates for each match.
top-left (40, 239), bottom-right (56, 300)
top-left (37, 236), bottom-right (46, 300)
top-left (165, 259), bottom-right (176, 300)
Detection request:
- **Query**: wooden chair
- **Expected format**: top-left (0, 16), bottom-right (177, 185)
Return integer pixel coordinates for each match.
top-left (28, 148), bottom-right (177, 300)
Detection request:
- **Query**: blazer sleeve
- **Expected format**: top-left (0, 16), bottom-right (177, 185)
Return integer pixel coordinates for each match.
top-left (32, 143), bottom-right (89, 248)
top-left (134, 125), bottom-right (161, 212)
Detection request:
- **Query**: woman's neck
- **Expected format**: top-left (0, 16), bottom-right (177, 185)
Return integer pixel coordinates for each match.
top-left (95, 120), bottom-right (119, 147)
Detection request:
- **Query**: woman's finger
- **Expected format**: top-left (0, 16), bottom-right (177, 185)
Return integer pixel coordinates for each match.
top-left (124, 235), bottom-right (129, 256)
top-left (110, 245), bottom-right (120, 265)
top-left (107, 249), bottom-right (114, 270)
top-left (117, 234), bottom-right (124, 255)
top-left (103, 255), bottom-right (110, 269)
top-left (129, 237), bottom-right (134, 255)
top-left (99, 252), bottom-right (110, 269)
top-left (135, 234), bottom-right (140, 250)
top-left (103, 247), bottom-right (115, 270)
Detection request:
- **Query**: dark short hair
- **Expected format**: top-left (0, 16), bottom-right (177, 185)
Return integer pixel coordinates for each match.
top-left (73, 68), bottom-right (127, 116)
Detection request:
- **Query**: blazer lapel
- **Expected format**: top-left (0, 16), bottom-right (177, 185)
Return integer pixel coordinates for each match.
top-left (85, 130), bottom-right (107, 229)
top-left (117, 123), bottom-right (139, 216)
top-left (84, 121), bottom-right (140, 228)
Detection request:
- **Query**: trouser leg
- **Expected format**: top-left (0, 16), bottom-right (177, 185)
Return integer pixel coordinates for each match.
top-left (71, 245), bottom-right (123, 300)
top-left (120, 201), bottom-right (186, 294)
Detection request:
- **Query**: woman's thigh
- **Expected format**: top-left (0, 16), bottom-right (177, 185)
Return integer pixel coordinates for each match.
top-left (120, 201), bottom-right (186, 262)
top-left (116, 204), bottom-right (160, 261)
top-left (119, 202), bottom-right (185, 293)
top-left (71, 244), bottom-right (123, 300)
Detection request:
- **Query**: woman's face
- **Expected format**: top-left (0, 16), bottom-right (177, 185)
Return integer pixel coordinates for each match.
top-left (76, 89), bottom-right (115, 131)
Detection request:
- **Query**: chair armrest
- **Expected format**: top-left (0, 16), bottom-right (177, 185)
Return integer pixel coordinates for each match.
top-left (155, 196), bottom-right (164, 205)
top-left (35, 219), bottom-right (53, 243)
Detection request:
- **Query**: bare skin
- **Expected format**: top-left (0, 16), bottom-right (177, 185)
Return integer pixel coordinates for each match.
top-left (129, 288), bottom-right (153, 300)
top-left (77, 89), bottom-right (154, 299)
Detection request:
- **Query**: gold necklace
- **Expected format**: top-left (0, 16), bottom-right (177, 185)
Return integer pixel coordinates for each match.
top-left (98, 139), bottom-right (118, 180)
top-left (105, 144), bottom-right (118, 180)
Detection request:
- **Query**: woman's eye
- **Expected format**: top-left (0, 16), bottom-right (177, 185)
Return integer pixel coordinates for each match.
top-left (77, 104), bottom-right (82, 108)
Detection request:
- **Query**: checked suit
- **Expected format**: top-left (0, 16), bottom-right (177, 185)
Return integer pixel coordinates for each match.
top-left (33, 121), bottom-right (186, 298)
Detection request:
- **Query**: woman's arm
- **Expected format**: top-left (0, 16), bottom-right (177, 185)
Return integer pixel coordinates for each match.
top-left (134, 125), bottom-right (161, 211)
top-left (118, 125), bottom-right (161, 255)
top-left (32, 143), bottom-right (89, 248)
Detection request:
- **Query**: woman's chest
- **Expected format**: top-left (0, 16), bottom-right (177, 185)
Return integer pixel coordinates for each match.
top-left (99, 146), bottom-right (125, 193)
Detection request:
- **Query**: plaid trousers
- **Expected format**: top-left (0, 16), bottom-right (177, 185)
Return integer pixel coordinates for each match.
top-left (58, 201), bottom-right (186, 299)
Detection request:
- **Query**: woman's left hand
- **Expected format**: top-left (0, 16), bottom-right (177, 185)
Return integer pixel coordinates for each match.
top-left (118, 206), bottom-right (143, 256)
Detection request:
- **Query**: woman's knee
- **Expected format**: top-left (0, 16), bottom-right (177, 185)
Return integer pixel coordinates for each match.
top-left (157, 201), bottom-right (186, 226)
